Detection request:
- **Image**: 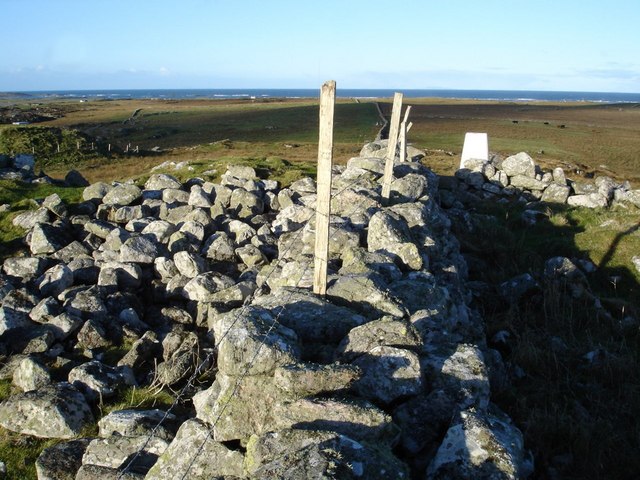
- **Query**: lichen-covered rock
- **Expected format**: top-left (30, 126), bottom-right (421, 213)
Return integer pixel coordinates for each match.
top-left (541, 183), bottom-right (571, 203)
top-left (336, 316), bottom-right (421, 362)
top-left (422, 344), bottom-right (490, 410)
top-left (29, 222), bottom-right (71, 254)
top-left (101, 184), bottom-right (142, 206)
top-left (156, 331), bottom-right (201, 386)
top-left (68, 360), bottom-right (135, 401)
top-left (352, 345), bottom-right (423, 404)
top-left (567, 192), bottom-right (609, 208)
top-left (501, 152), bottom-right (536, 178)
top-left (98, 409), bottom-right (177, 441)
top-left (211, 306), bottom-right (300, 376)
top-left (0, 382), bottom-right (93, 438)
top-left (245, 429), bottom-right (410, 479)
top-left (145, 419), bottom-right (244, 480)
top-left (119, 235), bottom-right (159, 263)
top-left (12, 207), bottom-right (50, 230)
top-left (3, 256), bottom-right (48, 281)
top-left (83, 182), bottom-right (113, 202)
top-left (182, 271), bottom-right (236, 302)
top-left (252, 287), bottom-right (366, 344)
top-left (36, 438), bottom-right (91, 480)
top-left (274, 362), bottom-right (361, 397)
top-left (426, 407), bottom-right (530, 480)
top-left (81, 434), bottom-right (169, 471)
top-left (272, 397), bottom-right (396, 443)
top-left (12, 356), bottom-right (51, 392)
top-left (326, 274), bottom-right (406, 319)
top-left (173, 251), bottom-right (206, 278)
top-left (37, 263), bottom-right (74, 298)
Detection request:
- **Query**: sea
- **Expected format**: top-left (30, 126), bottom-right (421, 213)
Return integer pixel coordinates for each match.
top-left (4, 89), bottom-right (640, 103)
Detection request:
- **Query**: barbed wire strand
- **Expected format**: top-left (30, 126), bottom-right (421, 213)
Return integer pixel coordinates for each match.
top-left (116, 168), bottom-right (380, 477)
top-left (175, 174), bottom-right (405, 478)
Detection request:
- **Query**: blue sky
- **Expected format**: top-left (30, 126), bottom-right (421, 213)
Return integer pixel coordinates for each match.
top-left (1, 0), bottom-right (639, 92)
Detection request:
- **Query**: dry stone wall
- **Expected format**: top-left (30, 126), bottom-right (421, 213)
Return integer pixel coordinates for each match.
top-left (450, 151), bottom-right (640, 210)
top-left (0, 142), bottom-right (531, 479)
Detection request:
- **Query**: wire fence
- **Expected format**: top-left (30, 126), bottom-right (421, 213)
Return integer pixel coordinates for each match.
top-left (116, 165), bottom-right (405, 478)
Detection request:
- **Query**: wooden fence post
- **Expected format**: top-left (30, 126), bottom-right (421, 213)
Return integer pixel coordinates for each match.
top-left (399, 105), bottom-right (412, 163)
top-left (381, 92), bottom-right (403, 201)
top-left (313, 80), bottom-right (336, 296)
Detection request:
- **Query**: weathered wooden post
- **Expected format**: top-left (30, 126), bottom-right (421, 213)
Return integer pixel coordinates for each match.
top-left (399, 105), bottom-right (412, 163)
top-left (313, 80), bottom-right (336, 296)
top-left (56, 142), bottom-right (60, 153)
top-left (135, 146), bottom-right (139, 153)
top-left (108, 144), bottom-right (111, 152)
top-left (381, 92), bottom-right (403, 201)
top-left (77, 140), bottom-right (80, 151)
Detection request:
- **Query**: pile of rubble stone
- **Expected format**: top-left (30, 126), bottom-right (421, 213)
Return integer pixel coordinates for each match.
top-left (443, 151), bottom-right (640, 210)
top-left (0, 140), bottom-right (531, 479)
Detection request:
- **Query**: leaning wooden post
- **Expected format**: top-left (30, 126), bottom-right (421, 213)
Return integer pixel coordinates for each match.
top-left (381, 92), bottom-right (403, 201)
top-left (313, 80), bottom-right (336, 296)
top-left (399, 105), bottom-right (412, 163)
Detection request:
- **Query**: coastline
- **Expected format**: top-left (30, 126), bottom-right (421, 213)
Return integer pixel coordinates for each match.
top-left (2, 88), bottom-right (640, 104)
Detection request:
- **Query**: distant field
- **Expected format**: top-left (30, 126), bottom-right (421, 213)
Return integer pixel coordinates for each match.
top-left (7, 96), bottom-right (633, 186)
top-left (383, 100), bottom-right (640, 184)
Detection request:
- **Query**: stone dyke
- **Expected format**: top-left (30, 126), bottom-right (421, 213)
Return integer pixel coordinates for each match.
top-left (448, 151), bottom-right (640, 210)
top-left (0, 142), bottom-right (532, 479)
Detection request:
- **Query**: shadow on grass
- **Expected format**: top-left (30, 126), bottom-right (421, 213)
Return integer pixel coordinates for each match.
top-left (442, 181), bottom-right (640, 480)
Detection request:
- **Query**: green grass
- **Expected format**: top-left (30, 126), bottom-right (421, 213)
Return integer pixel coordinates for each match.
top-left (0, 180), bottom-right (84, 259)
top-left (458, 199), bottom-right (640, 479)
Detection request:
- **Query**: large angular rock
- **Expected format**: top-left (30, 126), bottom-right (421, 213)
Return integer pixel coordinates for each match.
top-left (68, 360), bottom-right (135, 401)
top-left (501, 152), bottom-right (536, 178)
top-left (273, 362), bottom-right (361, 398)
top-left (145, 419), bottom-right (244, 480)
top-left (272, 397), bottom-right (396, 443)
top-left (326, 274), bottom-right (406, 319)
top-left (3, 256), bottom-right (48, 281)
top-left (0, 382), bottom-right (93, 438)
top-left (426, 407), bottom-right (530, 480)
top-left (83, 182), bottom-right (113, 202)
top-left (509, 174), bottom-right (547, 191)
top-left (211, 306), bottom-right (300, 376)
top-left (81, 435), bottom-right (169, 471)
top-left (119, 235), bottom-right (159, 263)
top-left (336, 316), bottom-right (422, 362)
top-left (367, 210), bottom-right (422, 270)
top-left (194, 374), bottom-right (279, 441)
top-left (98, 409), bottom-right (177, 441)
top-left (29, 222), bottom-right (71, 254)
top-left (12, 207), bottom-right (50, 230)
top-left (182, 271), bottom-right (236, 302)
top-left (352, 345), bottom-right (423, 404)
top-left (156, 331), bottom-right (201, 385)
top-left (12, 356), bottom-right (52, 392)
top-left (567, 193), bottom-right (608, 208)
top-left (245, 429), bottom-right (409, 479)
top-left (541, 183), bottom-right (571, 203)
top-left (145, 173), bottom-right (182, 191)
top-left (102, 184), bottom-right (142, 206)
top-left (37, 263), bottom-right (74, 298)
top-left (422, 344), bottom-right (490, 410)
top-left (252, 287), bottom-right (366, 344)
top-left (173, 251), bottom-right (206, 278)
top-left (36, 438), bottom-right (92, 480)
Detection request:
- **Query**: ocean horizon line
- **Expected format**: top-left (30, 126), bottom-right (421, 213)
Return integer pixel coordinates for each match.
top-left (2, 88), bottom-right (640, 103)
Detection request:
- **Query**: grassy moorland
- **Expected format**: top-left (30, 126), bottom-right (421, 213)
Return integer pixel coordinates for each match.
top-left (1, 96), bottom-right (640, 479)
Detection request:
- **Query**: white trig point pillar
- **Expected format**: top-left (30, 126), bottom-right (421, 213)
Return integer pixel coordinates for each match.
top-left (460, 132), bottom-right (489, 168)
top-left (313, 80), bottom-right (336, 296)
top-left (381, 92), bottom-right (403, 201)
